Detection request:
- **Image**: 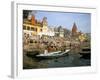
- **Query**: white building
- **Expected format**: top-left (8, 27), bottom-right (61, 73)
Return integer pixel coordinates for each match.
top-left (38, 27), bottom-right (55, 37)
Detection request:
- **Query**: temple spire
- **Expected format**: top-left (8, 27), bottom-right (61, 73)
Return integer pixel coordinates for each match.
top-left (72, 22), bottom-right (78, 36)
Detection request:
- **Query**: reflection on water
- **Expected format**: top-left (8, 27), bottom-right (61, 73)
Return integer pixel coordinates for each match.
top-left (23, 53), bottom-right (91, 69)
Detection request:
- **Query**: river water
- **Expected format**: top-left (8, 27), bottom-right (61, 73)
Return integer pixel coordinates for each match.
top-left (23, 53), bottom-right (91, 69)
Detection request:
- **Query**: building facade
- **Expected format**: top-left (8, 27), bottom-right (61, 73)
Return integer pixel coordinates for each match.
top-left (23, 15), bottom-right (48, 37)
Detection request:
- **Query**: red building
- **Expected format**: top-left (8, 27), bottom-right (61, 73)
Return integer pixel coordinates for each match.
top-left (31, 15), bottom-right (36, 25)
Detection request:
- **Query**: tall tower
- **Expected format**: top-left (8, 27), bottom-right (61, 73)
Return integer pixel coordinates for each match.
top-left (42, 17), bottom-right (48, 26)
top-left (58, 26), bottom-right (64, 37)
top-left (31, 15), bottom-right (36, 25)
top-left (42, 17), bottom-right (48, 32)
top-left (72, 22), bottom-right (78, 36)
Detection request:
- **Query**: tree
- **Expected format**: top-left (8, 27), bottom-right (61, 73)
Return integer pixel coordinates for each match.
top-left (23, 10), bottom-right (32, 19)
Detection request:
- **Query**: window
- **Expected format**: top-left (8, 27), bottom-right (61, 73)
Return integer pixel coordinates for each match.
top-left (27, 26), bottom-right (30, 30)
top-left (40, 29), bottom-right (42, 32)
top-left (30, 27), bottom-right (37, 32)
top-left (23, 25), bottom-right (26, 30)
top-left (31, 27), bottom-right (34, 31)
top-left (35, 28), bottom-right (37, 32)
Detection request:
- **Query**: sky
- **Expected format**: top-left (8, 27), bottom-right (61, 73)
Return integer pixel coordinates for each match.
top-left (30, 10), bottom-right (91, 33)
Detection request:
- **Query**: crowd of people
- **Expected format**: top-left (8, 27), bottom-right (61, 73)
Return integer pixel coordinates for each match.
top-left (23, 33), bottom-right (72, 53)
top-left (23, 32), bottom-right (90, 54)
top-left (23, 33), bottom-right (86, 53)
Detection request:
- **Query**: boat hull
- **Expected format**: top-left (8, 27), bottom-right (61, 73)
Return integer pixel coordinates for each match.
top-left (36, 50), bottom-right (70, 59)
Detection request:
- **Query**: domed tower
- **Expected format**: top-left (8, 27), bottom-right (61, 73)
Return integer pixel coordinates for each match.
top-left (42, 17), bottom-right (48, 32)
top-left (42, 17), bottom-right (48, 26)
top-left (72, 22), bottom-right (78, 36)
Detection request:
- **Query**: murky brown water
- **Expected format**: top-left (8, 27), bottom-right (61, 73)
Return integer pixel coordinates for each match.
top-left (23, 52), bottom-right (91, 69)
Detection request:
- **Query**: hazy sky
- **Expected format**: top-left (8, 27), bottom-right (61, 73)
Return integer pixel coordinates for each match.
top-left (31, 10), bottom-right (91, 33)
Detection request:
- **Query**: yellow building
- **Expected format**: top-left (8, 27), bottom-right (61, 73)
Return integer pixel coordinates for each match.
top-left (23, 15), bottom-right (48, 36)
top-left (79, 33), bottom-right (86, 42)
top-left (23, 23), bottom-right (42, 35)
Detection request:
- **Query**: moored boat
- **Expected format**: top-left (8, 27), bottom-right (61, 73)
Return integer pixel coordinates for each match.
top-left (79, 47), bottom-right (91, 59)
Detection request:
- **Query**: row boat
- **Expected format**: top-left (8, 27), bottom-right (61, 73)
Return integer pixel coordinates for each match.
top-left (36, 49), bottom-right (70, 58)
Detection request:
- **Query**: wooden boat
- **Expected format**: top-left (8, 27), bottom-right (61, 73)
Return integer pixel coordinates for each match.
top-left (26, 50), bottom-right (39, 57)
top-left (36, 49), bottom-right (70, 58)
top-left (79, 47), bottom-right (91, 59)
